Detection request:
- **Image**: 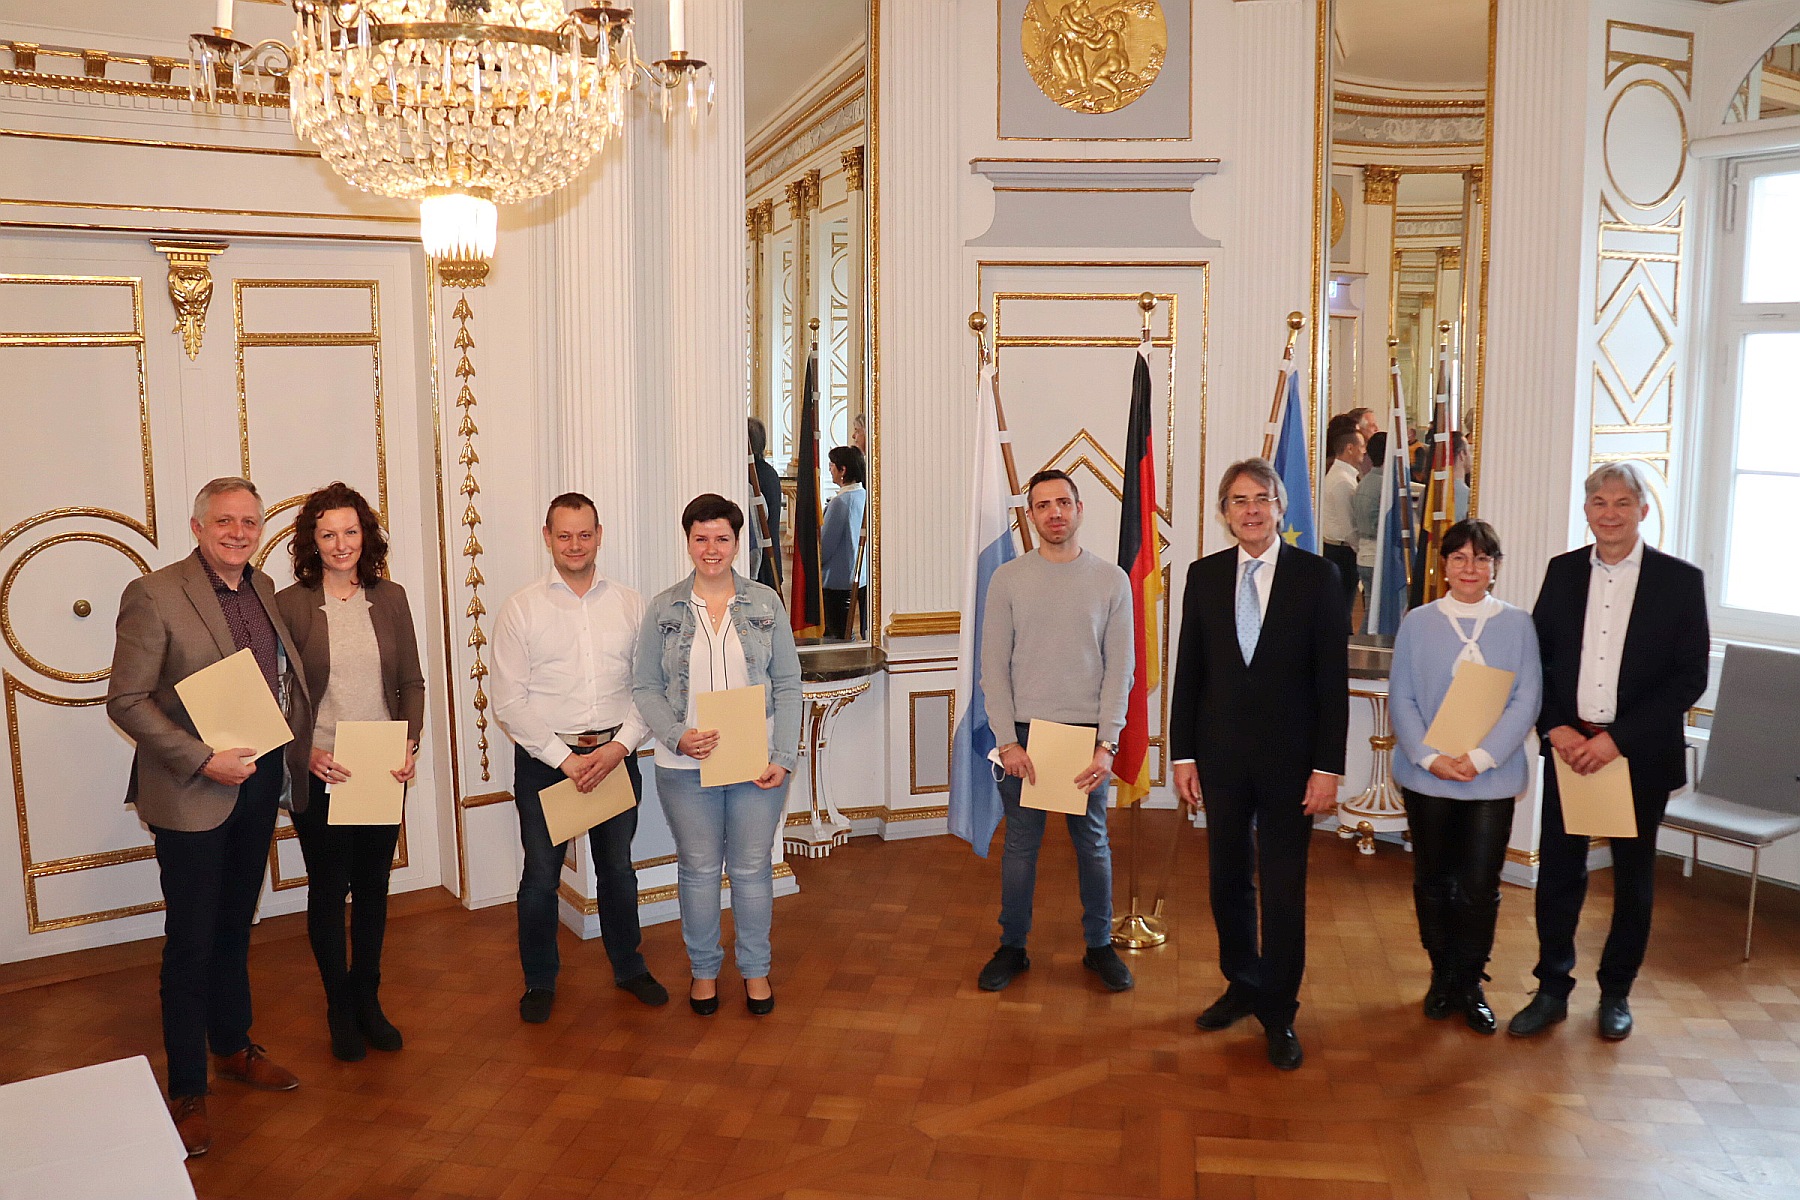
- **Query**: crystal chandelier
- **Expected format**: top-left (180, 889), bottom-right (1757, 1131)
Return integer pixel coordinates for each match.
top-left (192, 1), bottom-right (714, 277)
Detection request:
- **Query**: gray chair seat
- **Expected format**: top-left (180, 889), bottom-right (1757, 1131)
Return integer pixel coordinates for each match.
top-left (1665, 793), bottom-right (1800, 846)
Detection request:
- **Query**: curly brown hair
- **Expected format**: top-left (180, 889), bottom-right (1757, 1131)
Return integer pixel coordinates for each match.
top-left (290, 481), bottom-right (389, 588)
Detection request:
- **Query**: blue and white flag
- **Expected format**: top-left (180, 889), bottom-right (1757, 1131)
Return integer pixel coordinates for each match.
top-left (949, 357), bottom-right (1018, 857)
top-left (1368, 363), bottom-right (1413, 635)
top-left (1271, 366), bottom-right (1317, 552)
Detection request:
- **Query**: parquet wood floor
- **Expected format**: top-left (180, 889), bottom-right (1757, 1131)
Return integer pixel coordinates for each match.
top-left (3, 814), bottom-right (1799, 1199)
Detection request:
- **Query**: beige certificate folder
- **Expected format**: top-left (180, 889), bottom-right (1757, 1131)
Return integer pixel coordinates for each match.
top-left (173, 647), bottom-right (293, 759)
top-left (1552, 753), bottom-right (1637, 838)
top-left (1019, 719), bottom-right (1097, 815)
top-left (326, 721), bottom-right (408, 825)
top-left (1423, 662), bottom-right (1516, 759)
top-left (539, 761), bottom-right (637, 846)
top-left (697, 685), bottom-right (768, 787)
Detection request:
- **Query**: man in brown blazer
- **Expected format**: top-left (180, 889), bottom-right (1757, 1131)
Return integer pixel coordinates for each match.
top-left (107, 477), bottom-right (312, 1158)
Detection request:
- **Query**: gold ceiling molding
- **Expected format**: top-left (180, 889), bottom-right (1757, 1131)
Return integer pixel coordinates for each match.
top-left (0, 38), bottom-right (288, 108)
top-left (0, 128), bottom-right (316, 160)
top-left (150, 241), bottom-right (227, 360)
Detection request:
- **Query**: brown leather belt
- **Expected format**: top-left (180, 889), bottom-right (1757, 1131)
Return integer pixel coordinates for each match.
top-left (1576, 720), bottom-right (1611, 737)
top-left (560, 725), bottom-right (621, 751)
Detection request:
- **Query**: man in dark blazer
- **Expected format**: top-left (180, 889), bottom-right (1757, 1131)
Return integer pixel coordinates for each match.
top-left (1510, 463), bottom-right (1708, 1041)
top-left (107, 477), bottom-right (311, 1157)
top-left (1170, 457), bottom-right (1350, 1070)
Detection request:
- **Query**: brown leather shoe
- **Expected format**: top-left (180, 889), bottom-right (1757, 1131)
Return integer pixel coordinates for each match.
top-left (213, 1044), bottom-right (299, 1092)
top-left (170, 1095), bottom-right (211, 1158)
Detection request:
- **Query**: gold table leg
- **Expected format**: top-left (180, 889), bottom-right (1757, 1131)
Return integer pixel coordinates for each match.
top-left (1337, 689), bottom-right (1409, 856)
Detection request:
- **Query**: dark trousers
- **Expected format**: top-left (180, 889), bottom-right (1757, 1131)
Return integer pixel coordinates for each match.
top-left (290, 775), bottom-right (400, 1005)
top-left (1323, 541), bottom-right (1358, 626)
top-left (149, 748), bottom-right (283, 1099)
top-left (1205, 774), bottom-right (1313, 1027)
top-left (513, 743), bottom-right (646, 990)
top-left (1534, 762), bottom-right (1670, 999)
top-left (1403, 790), bottom-right (1513, 981)
top-left (823, 587), bottom-right (866, 640)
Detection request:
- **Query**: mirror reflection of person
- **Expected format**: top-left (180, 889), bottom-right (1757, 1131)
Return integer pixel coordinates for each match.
top-left (850, 412), bottom-right (868, 457)
top-left (1350, 432), bottom-right (1389, 633)
top-left (1169, 458), bottom-right (1349, 1071)
top-left (490, 494), bottom-right (667, 1026)
top-left (975, 469), bottom-right (1136, 996)
top-left (275, 482), bottom-right (424, 1064)
top-left (1388, 520), bottom-right (1541, 1035)
top-left (747, 417), bottom-right (783, 589)
top-left (633, 495), bottom-right (801, 1017)
top-left (1320, 425), bottom-right (1364, 627)
top-left (821, 445), bottom-right (868, 640)
top-left (106, 477), bottom-right (311, 1158)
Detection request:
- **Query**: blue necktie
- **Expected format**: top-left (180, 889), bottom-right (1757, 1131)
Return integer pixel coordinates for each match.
top-left (1237, 559), bottom-right (1263, 663)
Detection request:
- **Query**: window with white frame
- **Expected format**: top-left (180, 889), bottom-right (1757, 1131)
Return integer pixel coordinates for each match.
top-left (1698, 151), bottom-right (1800, 639)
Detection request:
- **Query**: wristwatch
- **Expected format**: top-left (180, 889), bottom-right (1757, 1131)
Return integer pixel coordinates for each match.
top-left (1097, 739), bottom-right (1120, 756)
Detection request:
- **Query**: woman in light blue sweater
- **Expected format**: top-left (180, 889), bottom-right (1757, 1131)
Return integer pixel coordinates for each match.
top-left (1390, 519), bottom-right (1542, 1035)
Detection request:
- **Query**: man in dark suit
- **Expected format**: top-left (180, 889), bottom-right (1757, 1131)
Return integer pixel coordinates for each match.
top-left (1170, 457), bottom-right (1350, 1070)
top-left (107, 477), bottom-right (311, 1157)
top-left (1509, 464), bottom-right (1708, 1041)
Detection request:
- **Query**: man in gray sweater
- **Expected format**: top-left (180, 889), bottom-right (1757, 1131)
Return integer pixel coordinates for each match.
top-left (977, 469), bottom-right (1136, 993)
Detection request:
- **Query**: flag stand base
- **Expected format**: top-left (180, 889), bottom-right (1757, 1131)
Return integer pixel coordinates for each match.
top-left (1111, 908), bottom-right (1167, 950)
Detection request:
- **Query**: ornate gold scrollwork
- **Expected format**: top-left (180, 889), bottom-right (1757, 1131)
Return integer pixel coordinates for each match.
top-left (151, 240), bottom-right (227, 360)
top-left (1021, 0), bottom-right (1168, 116)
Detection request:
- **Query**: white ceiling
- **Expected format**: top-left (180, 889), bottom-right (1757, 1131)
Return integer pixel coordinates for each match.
top-left (743, 0), bottom-right (867, 134)
top-left (1335, 0), bottom-right (1489, 88)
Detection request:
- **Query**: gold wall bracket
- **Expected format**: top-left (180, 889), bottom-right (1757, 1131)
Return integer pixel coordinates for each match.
top-left (150, 240), bottom-right (228, 360)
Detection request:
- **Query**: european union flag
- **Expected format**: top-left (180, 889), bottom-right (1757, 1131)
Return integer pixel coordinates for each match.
top-left (1271, 367), bottom-right (1317, 552)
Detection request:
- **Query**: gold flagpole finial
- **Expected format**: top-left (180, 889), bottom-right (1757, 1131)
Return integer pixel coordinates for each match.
top-left (1283, 311), bottom-right (1306, 358)
top-left (1137, 292), bottom-right (1156, 339)
top-left (969, 311), bottom-right (989, 363)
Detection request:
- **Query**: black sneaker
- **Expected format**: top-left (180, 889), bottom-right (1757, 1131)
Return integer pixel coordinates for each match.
top-left (1083, 945), bottom-right (1134, 992)
top-left (617, 972), bottom-right (670, 1007)
top-left (519, 987), bottom-right (555, 1024)
top-left (977, 945), bottom-right (1030, 992)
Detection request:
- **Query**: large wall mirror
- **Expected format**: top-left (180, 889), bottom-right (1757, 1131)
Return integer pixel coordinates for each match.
top-left (743, 0), bottom-right (874, 649)
top-left (1725, 20), bottom-right (1800, 123)
top-left (1319, 0), bottom-right (1491, 635)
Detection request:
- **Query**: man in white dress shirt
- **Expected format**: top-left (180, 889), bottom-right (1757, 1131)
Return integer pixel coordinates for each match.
top-left (492, 493), bottom-right (668, 1023)
top-left (1510, 464), bottom-right (1708, 1041)
top-left (1320, 425), bottom-right (1364, 625)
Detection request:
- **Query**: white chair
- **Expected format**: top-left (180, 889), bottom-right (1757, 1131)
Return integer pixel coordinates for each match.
top-left (1663, 643), bottom-right (1800, 961)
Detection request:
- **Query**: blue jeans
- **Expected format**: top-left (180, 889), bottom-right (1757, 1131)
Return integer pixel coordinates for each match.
top-left (997, 722), bottom-right (1114, 949)
top-left (513, 744), bottom-right (647, 990)
top-left (656, 765), bottom-right (789, 979)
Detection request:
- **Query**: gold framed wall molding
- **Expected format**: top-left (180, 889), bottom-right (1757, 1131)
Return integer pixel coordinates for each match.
top-left (0, 274), bottom-right (158, 555)
top-left (906, 688), bottom-right (955, 796)
top-left (886, 611), bottom-right (959, 638)
top-left (6, 672), bottom-right (161, 934)
top-left (0, 533), bottom-right (150, 684)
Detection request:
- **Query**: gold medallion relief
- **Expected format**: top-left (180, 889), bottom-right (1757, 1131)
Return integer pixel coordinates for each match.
top-left (1022, 0), bottom-right (1167, 115)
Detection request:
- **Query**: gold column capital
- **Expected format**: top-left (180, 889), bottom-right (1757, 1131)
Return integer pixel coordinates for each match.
top-left (1363, 165), bottom-right (1400, 206)
top-left (804, 168), bottom-right (822, 211)
top-left (1465, 165), bottom-right (1486, 203)
top-left (150, 239), bottom-right (227, 360)
top-left (785, 178), bottom-right (807, 219)
top-left (1438, 246), bottom-right (1462, 271)
top-left (841, 145), bottom-right (865, 192)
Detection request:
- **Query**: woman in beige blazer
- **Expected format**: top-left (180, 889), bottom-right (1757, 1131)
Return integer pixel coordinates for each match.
top-left (276, 482), bottom-right (425, 1062)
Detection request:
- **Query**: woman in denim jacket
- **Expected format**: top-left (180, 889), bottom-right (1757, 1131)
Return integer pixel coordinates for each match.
top-left (634, 493), bottom-right (802, 1016)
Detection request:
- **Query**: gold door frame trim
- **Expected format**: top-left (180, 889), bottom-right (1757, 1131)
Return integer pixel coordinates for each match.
top-left (5, 671), bottom-right (162, 933)
top-left (907, 688), bottom-right (955, 796)
top-left (232, 279), bottom-right (389, 522)
top-left (1, 533), bottom-right (151, 683)
top-left (0, 275), bottom-right (157, 553)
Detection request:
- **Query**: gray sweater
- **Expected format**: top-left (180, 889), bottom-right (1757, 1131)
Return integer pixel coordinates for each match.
top-left (980, 548), bottom-right (1134, 741)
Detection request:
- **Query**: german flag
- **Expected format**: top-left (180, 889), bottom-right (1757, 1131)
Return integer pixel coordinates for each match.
top-left (789, 348), bottom-right (824, 638)
top-left (1113, 335), bottom-right (1163, 805)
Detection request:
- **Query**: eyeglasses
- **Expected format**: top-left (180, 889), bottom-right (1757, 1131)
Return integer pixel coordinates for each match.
top-left (1226, 494), bottom-right (1278, 510)
top-left (1445, 553), bottom-right (1496, 568)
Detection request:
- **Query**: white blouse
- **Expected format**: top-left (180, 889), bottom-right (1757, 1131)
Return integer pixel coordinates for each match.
top-left (653, 594), bottom-right (751, 770)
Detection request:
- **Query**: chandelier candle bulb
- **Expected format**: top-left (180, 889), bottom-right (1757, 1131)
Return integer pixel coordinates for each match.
top-left (670, 0), bottom-right (685, 56)
top-left (215, 0), bottom-right (232, 36)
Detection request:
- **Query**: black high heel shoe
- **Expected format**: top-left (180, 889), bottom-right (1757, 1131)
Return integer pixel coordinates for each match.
top-left (744, 979), bottom-right (775, 1016)
top-left (689, 981), bottom-right (719, 1016)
